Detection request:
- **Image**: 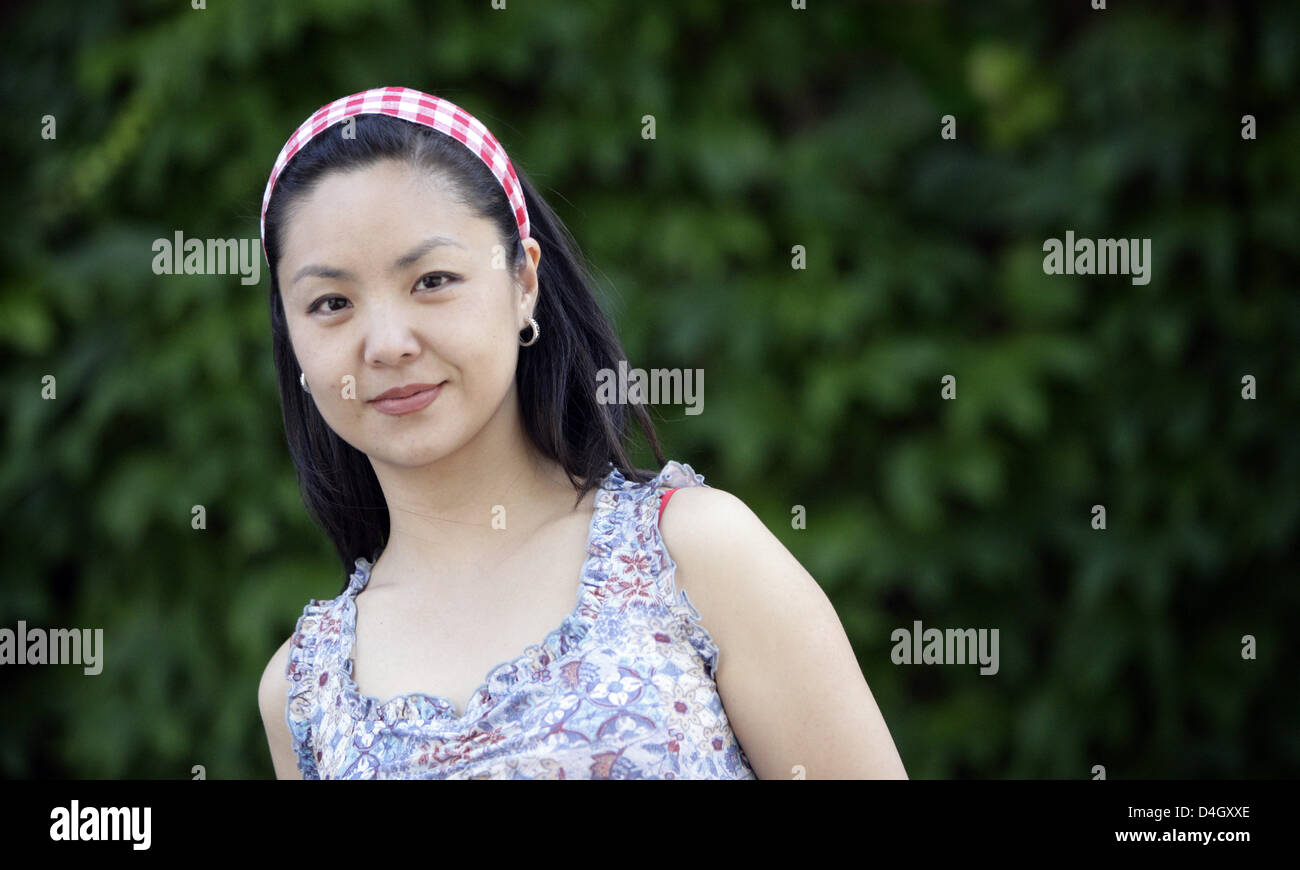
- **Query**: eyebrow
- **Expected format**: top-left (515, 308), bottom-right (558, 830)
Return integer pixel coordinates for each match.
top-left (290, 235), bottom-right (468, 286)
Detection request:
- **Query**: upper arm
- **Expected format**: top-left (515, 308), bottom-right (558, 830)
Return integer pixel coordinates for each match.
top-left (660, 485), bottom-right (908, 780)
top-left (258, 636), bottom-right (304, 780)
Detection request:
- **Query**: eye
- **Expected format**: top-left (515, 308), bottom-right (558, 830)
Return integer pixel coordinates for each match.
top-left (305, 273), bottom-right (456, 315)
top-left (307, 296), bottom-right (349, 315)
top-left (415, 272), bottom-right (457, 292)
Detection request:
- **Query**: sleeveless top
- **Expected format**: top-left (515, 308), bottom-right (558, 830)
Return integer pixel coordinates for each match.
top-left (283, 460), bottom-right (758, 779)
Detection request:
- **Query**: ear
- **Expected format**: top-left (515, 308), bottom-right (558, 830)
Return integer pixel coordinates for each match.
top-left (518, 237), bottom-right (543, 318)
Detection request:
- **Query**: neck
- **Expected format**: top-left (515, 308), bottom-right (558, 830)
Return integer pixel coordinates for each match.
top-left (366, 393), bottom-right (583, 590)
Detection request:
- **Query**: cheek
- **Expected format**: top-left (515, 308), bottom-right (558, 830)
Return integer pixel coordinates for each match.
top-left (282, 309), bottom-right (317, 370)
top-left (453, 322), bottom-right (517, 389)
top-left (447, 314), bottom-right (520, 406)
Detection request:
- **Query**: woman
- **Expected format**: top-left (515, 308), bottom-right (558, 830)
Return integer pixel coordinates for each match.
top-left (256, 87), bottom-right (907, 779)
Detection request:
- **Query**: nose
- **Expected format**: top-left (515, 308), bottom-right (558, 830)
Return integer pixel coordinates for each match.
top-left (361, 296), bottom-right (423, 368)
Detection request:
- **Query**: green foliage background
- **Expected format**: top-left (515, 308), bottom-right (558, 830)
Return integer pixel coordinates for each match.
top-left (1, 0), bottom-right (1296, 779)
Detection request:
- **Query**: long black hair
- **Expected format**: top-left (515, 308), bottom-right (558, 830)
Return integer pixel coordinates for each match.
top-left (263, 112), bottom-right (666, 588)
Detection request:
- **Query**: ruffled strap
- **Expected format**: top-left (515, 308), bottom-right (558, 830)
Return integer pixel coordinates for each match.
top-left (638, 460), bottom-right (722, 680)
top-left (283, 558), bottom-right (370, 778)
top-left (284, 598), bottom-right (330, 780)
top-left (346, 556), bottom-right (373, 597)
top-left (651, 459), bottom-right (706, 492)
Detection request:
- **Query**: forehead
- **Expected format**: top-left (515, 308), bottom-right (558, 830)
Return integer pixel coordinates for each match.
top-left (277, 159), bottom-right (490, 277)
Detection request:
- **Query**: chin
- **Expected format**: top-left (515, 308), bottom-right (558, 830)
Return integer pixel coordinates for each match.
top-left (364, 430), bottom-right (473, 468)
top-left (367, 441), bottom-right (449, 466)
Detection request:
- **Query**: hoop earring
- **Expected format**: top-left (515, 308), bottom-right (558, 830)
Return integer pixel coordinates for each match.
top-left (299, 371), bottom-right (311, 394)
top-left (519, 316), bottom-right (540, 347)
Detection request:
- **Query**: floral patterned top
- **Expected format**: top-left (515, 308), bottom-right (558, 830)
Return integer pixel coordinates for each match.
top-left (283, 460), bottom-right (757, 779)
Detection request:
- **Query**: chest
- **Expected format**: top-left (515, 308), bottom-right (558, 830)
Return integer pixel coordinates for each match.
top-left (346, 528), bottom-right (596, 719)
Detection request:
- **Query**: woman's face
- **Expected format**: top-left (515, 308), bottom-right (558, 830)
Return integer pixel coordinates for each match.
top-left (276, 159), bottom-right (541, 468)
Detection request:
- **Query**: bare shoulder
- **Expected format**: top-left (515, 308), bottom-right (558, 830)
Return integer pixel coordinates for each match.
top-left (658, 484), bottom-right (753, 540)
top-left (258, 636), bottom-right (293, 715)
top-left (258, 635), bottom-right (303, 780)
top-left (657, 483), bottom-right (908, 779)
top-left (656, 485), bottom-right (765, 594)
top-left (657, 484), bottom-right (821, 651)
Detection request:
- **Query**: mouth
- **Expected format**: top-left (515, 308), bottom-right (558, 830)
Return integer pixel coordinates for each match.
top-left (368, 381), bottom-right (446, 416)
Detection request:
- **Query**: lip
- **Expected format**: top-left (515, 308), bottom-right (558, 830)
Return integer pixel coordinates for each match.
top-left (369, 382), bottom-right (445, 416)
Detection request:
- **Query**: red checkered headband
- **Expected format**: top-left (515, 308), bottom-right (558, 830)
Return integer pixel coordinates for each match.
top-left (259, 86), bottom-right (531, 267)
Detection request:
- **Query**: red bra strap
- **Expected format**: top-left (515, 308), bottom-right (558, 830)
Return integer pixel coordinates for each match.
top-left (658, 487), bottom-right (680, 526)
